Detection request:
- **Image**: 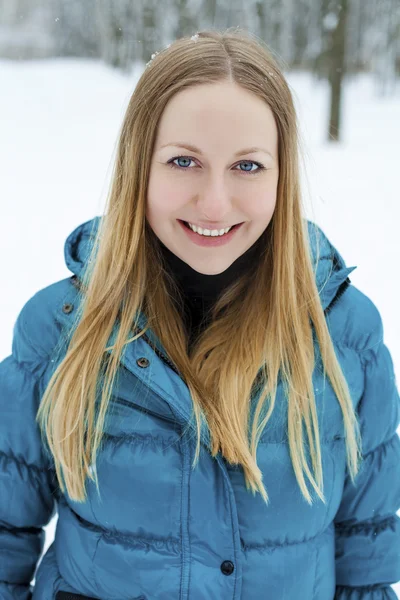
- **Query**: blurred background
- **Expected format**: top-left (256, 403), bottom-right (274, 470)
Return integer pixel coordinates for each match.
top-left (0, 0), bottom-right (399, 595)
top-left (1, 0), bottom-right (398, 88)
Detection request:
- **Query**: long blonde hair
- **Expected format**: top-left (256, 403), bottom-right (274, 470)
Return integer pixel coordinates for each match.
top-left (37, 28), bottom-right (362, 505)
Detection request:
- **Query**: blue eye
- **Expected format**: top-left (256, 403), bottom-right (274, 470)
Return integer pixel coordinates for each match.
top-left (236, 160), bottom-right (265, 174)
top-left (167, 155), bottom-right (266, 175)
top-left (171, 156), bottom-right (194, 169)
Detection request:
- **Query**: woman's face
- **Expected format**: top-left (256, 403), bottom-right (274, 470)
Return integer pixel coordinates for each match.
top-left (147, 81), bottom-right (279, 275)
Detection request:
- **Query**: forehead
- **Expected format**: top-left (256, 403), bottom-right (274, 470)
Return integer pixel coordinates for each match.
top-left (155, 82), bottom-right (278, 153)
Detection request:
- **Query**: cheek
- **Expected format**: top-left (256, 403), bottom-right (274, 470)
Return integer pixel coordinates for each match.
top-left (245, 189), bottom-right (277, 219)
top-left (147, 177), bottom-right (187, 219)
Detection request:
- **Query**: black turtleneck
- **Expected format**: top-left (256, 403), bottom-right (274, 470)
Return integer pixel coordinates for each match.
top-left (158, 233), bottom-right (265, 350)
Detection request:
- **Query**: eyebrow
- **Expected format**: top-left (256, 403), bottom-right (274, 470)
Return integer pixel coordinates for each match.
top-left (159, 142), bottom-right (275, 160)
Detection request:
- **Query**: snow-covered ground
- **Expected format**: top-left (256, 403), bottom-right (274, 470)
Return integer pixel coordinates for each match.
top-left (1, 58), bottom-right (399, 596)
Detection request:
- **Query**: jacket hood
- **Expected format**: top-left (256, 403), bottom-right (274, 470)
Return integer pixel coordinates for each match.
top-left (64, 216), bottom-right (357, 312)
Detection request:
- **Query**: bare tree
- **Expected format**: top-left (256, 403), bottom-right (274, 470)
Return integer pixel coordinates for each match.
top-left (52, 0), bottom-right (98, 59)
top-left (328, 0), bottom-right (348, 141)
top-left (173, 0), bottom-right (198, 42)
top-left (95, 0), bottom-right (140, 68)
top-left (314, 0), bottom-right (349, 141)
top-left (1, 0), bottom-right (399, 101)
top-left (372, 0), bottom-right (399, 96)
top-left (0, 0), bottom-right (56, 59)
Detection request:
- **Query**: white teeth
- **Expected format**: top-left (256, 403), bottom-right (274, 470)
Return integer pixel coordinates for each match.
top-left (188, 222), bottom-right (232, 236)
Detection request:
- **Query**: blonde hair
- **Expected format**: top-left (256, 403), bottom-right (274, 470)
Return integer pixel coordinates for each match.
top-left (37, 28), bottom-right (362, 504)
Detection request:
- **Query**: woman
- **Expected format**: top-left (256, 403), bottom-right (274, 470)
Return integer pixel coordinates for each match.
top-left (1, 29), bottom-right (399, 600)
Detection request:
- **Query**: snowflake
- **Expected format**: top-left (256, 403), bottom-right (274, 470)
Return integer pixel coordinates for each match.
top-left (191, 33), bottom-right (199, 42)
top-left (146, 50), bottom-right (160, 68)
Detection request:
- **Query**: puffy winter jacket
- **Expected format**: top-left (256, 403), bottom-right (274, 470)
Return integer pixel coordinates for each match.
top-left (1, 217), bottom-right (399, 600)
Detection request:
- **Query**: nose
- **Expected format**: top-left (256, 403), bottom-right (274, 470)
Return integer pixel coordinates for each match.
top-left (195, 176), bottom-right (233, 221)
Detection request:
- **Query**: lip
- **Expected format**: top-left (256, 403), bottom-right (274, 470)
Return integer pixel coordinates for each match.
top-left (178, 219), bottom-right (244, 247)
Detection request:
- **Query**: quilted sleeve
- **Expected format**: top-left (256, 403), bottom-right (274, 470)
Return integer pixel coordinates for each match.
top-left (0, 301), bottom-right (57, 599)
top-left (334, 302), bottom-right (400, 599)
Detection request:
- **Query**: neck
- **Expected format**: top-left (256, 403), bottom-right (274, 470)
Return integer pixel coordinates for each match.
top-left (156, 234), bottom-right (265, 349)
top-left (158, 234), bottom-right (264, 300)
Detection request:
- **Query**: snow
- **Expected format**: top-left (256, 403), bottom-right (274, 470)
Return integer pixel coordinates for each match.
top-left (0, 58), bottom-right (399, 595)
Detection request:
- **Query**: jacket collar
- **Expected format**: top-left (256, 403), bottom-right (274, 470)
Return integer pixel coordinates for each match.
top-left (64, 215), bottom-right (357, 321)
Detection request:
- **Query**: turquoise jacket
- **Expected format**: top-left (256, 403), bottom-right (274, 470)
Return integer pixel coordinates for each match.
top-left (1, 217), bottom-right (399, 600)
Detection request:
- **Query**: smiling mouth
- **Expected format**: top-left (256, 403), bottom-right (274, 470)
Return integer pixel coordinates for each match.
top-left (180, 220), bottom-right (243, 230)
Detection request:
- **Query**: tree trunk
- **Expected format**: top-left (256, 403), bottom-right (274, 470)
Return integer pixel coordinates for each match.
top-left (328, 0), bottom-right (348, 142)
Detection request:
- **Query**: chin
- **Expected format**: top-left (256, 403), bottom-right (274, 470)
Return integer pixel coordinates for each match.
top-left (188, 260), bottom-right (234, 275)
